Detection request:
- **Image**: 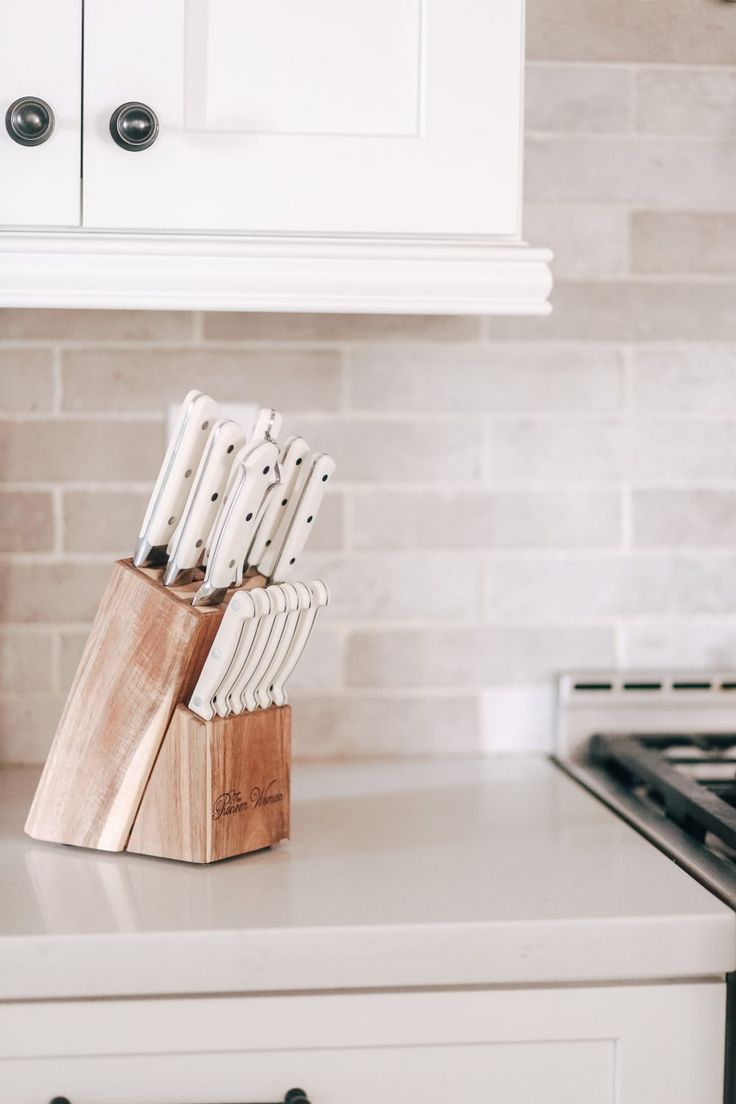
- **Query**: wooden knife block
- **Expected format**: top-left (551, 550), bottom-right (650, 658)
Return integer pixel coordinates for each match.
top-left (25, 559), bottom-right (291, 864)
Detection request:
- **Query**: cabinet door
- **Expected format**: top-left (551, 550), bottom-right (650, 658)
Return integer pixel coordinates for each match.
top-left (82, 0), bottom-right (522, 236)
top-left (0, 0), bottom-right (82, 228)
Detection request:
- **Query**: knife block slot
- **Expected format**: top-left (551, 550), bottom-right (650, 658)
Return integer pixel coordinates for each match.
top-left (127, 703), bottom-right (291, 864)
top-left (24, 559), bottom-right (275, 863)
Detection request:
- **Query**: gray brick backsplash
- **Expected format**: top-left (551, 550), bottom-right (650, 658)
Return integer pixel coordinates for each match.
top-left (4, 4), bottom-right (736, 764)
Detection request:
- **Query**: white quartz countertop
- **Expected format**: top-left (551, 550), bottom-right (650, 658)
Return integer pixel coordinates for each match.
top-left (1, 758), bottom-right (733, 1000)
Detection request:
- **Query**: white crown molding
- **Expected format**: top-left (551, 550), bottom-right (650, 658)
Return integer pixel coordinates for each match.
top-left (0, 231), bottom-right (553, 314)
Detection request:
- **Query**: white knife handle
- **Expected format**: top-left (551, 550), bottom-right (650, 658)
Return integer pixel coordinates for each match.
top-left (134, 390), bottom-right (219, 565)
top-left (188, 591), bottom-right (257, 720)
top-left (254, 583), bottom-right (306, 709)
top-left (239, 584), bottom-right (289, 713)
top-left (203, 440), bottom-right (280, 593)
top-left (249, 407), bottom-right (283, 445)
top-left (247, 436), bottom-right (310, 569)
top-left (270, 580), bottom-right (330, 707)
top-left (269, 453), bottom-right (336, 582)
top-left (165, 419), bottom-right (245, 582)
top-left (223, 587), bottom-right (273, 715)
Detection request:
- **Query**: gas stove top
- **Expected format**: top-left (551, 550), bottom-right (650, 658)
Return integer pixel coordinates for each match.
top-left (556, 672), bottom-right (736, 907)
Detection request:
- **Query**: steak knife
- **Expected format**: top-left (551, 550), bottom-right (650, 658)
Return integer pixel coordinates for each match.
top-left (213, 586), bottom-right (272, 716)
top-left (269, 579), bottom-right (330, 707)
top-left (188, 590), bottom-right (257, 721)
top-left (254, 581), bottom-right (310, 709)
top-left (239, 583), bottom-right (293, 713)
top-left (163, 418), bottom-right (245, 587)
top-left (192, 439), bottom-right (280, 607)
top-left (133, 390), bottom-right (219, 567)
top-left (267, 452), bottom-right (336, 582)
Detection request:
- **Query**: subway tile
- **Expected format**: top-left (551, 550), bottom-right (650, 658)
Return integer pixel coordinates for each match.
top-left (285, 628), bottom-right (344, 695)
top-left (484, 282), bottom-right (736, 342)
top-left (203, 313), bottom-right (480, 342)
top-left (635, 68), bottom-right (736, 137)
top-left (632, 489), bottom-right (736, 547)
top-left (297, 554), bottom-right (483, 621)
top-left (0, 630), bottom-right (54, 692)
top-left (0, 310), bottom-right (193, 341)
top-left (526, 136), bottom-right (736, 208)
top-left (484, 555), bottom-right (736, 619)
top-left (487, 420), bottom-right (736, 482)
top-left (526, 64), bottom-right (631, 133)
top-left (523, 205), bottom-right (628, 278)
top-left (622, 622), bottom-right (736, 669)
top-left (0, 349), bottom-right (54, 412)
top-left (526, 0), bottom-right (736, 64)
top-left (302, 493), bottom-right (344, 552)
top-left (632, 347), bottom-right (736, 413)
top-left (0, 492), bottom-right (53, 552)
top-left (346, 625), bottom-right (615, 688)
top-left (63, 491), bottom-right (149, 554)
top-left (281, 417), bottom-right (482, 482)
top-left (631, 212), bottom-right (736, 275)
top-left (0, 562), bottom-right (111, 623)
top-left (59, 630), bottom-right (88, 689)
top-left (62, 348), bottom-right (341, 413)
top-left (349, 488), bottom-right (622, 550)
top-left (292, 694), bottom-right (482, 757)
top-left (348, 344), bottom-right (623, 414)
top-left (0, 695), bottom-right (66, 763)
top-left (0, 419), bottom-right (164, 483)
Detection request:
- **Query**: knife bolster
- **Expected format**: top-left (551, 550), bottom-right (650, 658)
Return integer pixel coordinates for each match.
top-left (126, 703), bottom-right (291, 864)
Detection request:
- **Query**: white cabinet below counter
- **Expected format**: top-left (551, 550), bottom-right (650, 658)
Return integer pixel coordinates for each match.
top-left (0, 0), bottom-right (552, 314)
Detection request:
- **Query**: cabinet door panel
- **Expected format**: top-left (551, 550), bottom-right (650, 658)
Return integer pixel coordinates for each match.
top-left (83, 0), bottom-right (522, 235)
top-left (0, 0), bottom-right (82, 228)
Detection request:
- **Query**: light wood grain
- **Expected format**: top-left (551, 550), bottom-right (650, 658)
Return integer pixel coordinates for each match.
top-left (127, 704), bottom-right (291, 864)
top-left (25, 560), bottom-right (224, 851)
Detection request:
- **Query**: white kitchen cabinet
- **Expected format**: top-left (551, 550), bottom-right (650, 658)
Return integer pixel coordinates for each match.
top-left (0, 0), bottom-right (82, 228)
top-left (0, 984), bottom-right (726, 1104)
top-left (0, 0), bottom-right (552, 313)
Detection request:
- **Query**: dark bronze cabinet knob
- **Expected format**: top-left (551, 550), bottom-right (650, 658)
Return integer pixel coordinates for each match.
top-left (109, 101), bottom-right (159, 151)
top-left (5, 96), bottom-right (55, 146)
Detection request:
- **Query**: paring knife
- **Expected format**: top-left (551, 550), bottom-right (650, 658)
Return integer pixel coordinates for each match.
top-left (246, 435), bottom-right (310, 570)
top-left (192, 439), bottom-right (280, 607)
top-left (239, 583), bottom-right (294, 714)
top-left (214, 586), bottom-right (272, 716)
top-left (133, 390), bottom-right (219, 567)
top-left (269, 579), bottom-right (330, 707)
top-left (267, 452), bottom-right (336, 582)
top-left (254, 581), bottom-right (311, 709)
top-left (221, 587), bottom-right (275, 715)
top-left (163, 419), bottom-right (246, 587)
top-left (188, 590), bottom-right (258, 721)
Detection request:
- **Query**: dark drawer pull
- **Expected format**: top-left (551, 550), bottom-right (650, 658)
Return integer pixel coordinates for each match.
top-left (49, 1091), bottom-right (310, 1104)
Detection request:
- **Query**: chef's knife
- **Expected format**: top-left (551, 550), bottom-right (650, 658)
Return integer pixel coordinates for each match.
top-left (163, 419), bottom-right (246, 587)
top-left (246, 435), bottom-right (310, 570)
top-left (188, 590), bottom-right (257, 721)
top-left (133, 390), bottom-right (219, 567)
top-left (192, 439), bottom-right (280, 607)
top-left (254, 581), bottom-right (310, 709)
top-left (267, 452), bottom-right (336, 582)
top-left (213, 586), bottom-right (272, 716)
top-left (239, 583), bottom-right (294, 713)
top-left (269, 579), bottom-right (330, 707)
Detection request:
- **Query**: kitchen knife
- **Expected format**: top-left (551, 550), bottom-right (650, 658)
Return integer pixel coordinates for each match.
top-left (269, 579), bottom-right (330, 707)
top-left (246, 435), bottom-right (310, 570)
top-left (254, 581), bottom-right (311, 709)
top-left (192, 439), bottom-right (280, 607)
top-left (163, 418), bottom-right (246, 587)
top-left (213, 585), bottom-right (272, 716)
top-left (239, 583), bottom-right (294, 713)
top-left (133, 390), bottom-right (219, 567)
top-left (188, 590), bottom-right (258, 721)
top-left (266, 452), bottom-right (336, 582)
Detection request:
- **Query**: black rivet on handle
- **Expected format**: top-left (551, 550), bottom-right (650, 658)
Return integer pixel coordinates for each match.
top-left (246, 512), bottom-right (253, 521)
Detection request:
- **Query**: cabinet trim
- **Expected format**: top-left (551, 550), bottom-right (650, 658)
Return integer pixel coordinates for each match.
top-left (0, 231), bottom-right (552, 314)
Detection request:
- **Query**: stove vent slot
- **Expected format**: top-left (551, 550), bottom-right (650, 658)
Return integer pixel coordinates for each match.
top-left (672, 680), bottom-right (712, 691)
top-left (623, 681), bottom-right (662, 692)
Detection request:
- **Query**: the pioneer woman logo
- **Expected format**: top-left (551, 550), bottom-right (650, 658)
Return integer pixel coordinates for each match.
top-left (212, 781), bottom-right (284, 820)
